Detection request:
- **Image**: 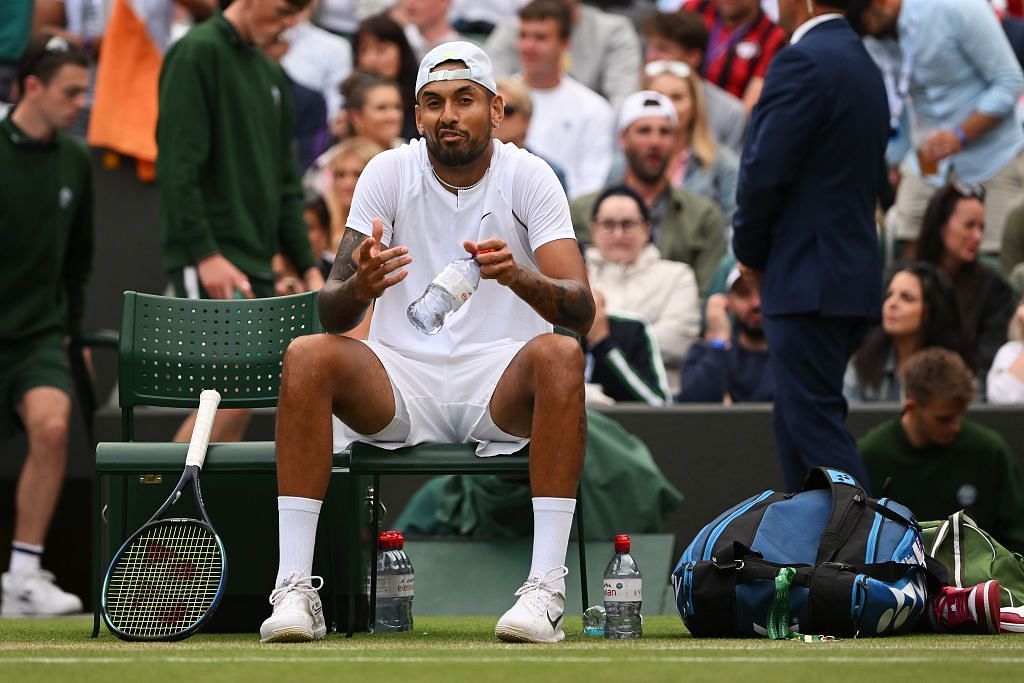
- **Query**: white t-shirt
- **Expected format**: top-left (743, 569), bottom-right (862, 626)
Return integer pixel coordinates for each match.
top-left (524, 75), bottom-right (614, 200)
top-left (346, 138), bottom-right (575, 358)
top-left (987, 341), bottom-right (1024, 404)
top-left (281, 21), bottom-right (353, 123)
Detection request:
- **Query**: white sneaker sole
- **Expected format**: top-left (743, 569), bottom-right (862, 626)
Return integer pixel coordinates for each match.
top-left (495, 624), bottom-right (564, 644)
top-left (260, 625), bottom-right (327, 643)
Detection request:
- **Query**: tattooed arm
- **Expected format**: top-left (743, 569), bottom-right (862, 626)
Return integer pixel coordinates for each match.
top-left (319, 219), bottom-right (412, 334)
top-left (465, 237), bottom-right (594, 337)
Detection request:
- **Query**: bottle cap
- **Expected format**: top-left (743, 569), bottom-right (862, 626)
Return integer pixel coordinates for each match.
top-left (395, 531), bottom-right (405, 549)
top-left (615, 534), bottom-right (631, 553)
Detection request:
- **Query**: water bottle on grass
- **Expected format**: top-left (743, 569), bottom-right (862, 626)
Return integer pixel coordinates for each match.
top-left (603, 534), bottom-right (642, 639)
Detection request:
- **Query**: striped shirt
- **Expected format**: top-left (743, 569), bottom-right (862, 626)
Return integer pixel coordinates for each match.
top-left (685, 0), bottom-right (788, 99)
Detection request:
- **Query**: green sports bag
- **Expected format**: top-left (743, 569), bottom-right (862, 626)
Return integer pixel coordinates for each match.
top-left (920, 510), bottom-right (1024, 608)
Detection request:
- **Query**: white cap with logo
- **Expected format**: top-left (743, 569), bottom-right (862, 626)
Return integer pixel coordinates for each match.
top-left (616, 90), bottom-right (678, 134)
top-left (415, 41), bottom-right (498, 97)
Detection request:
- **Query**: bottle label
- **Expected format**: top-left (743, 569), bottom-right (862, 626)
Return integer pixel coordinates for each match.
top-left (604, 578), bottom-right (642, 602)
top-left (376, 575), bottom-right (399, 599)
top-left (396, 575), bottom-right (415, 598)
top-left (435, 263), bottom-right (476, 311)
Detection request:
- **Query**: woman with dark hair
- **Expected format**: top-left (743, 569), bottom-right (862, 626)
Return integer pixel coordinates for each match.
top-left (338, 71), bottom-right (404, 148)
top-left (354, 12), bottom-right (419, 140)
top-left (586, 185), bottom-right (700, 395)
top-left (844, 262), bottom-right (965, 402)
top-left (915, 184), bottom-right (1016, 376)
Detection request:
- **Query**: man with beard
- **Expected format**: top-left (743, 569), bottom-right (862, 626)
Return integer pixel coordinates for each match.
top-left (570, 90), bottom-right (728, 292)
top-left (259, 41), bottom-right (595, 645)
top-left (677, 265), bottom-right (774, 403)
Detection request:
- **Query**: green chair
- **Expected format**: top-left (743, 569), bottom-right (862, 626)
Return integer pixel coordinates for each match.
top-left (92, 290), bottom-right (323, 637)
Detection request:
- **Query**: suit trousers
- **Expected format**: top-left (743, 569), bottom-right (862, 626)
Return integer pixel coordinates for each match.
top-left (762, 313), bottom-right (872, 493)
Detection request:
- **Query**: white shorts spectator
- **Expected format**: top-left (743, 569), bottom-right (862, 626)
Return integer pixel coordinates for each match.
top-left (332, 338), bottom-right (529, 456)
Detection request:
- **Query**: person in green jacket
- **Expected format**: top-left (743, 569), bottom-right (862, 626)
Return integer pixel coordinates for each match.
top-left (859, 347), bottom-right (1024, 554)
top-left (157, 0), bottom-right (324, 442)
top-left (0, 34), bottom-right (92, 616)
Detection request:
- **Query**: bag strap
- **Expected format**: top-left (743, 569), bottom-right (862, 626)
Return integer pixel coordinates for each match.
top-left (803, 468), bottom-right (870, 564)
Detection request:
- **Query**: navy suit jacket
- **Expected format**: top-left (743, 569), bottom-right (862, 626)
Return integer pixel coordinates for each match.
top-left (732, 18), bottom-right (889, 318)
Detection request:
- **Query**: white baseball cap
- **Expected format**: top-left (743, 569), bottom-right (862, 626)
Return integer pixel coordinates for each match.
top-left (616, 90), bottom-right (678, 134)
top-left (415, 41), bottom-right (498, 97)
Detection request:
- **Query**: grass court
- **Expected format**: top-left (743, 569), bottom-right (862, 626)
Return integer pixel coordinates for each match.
top-left (2, 615), bottom-right (1021, 682)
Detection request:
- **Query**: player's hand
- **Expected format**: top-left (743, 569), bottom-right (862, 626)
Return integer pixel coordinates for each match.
top-left (585, 290), bottom-right (610, 347)
top-left (704, 293), bottom-right (732, 342)
top-left (197, 253), bottom-right (253, 299)
top-left (464, 238), bottom-right (518, 286)
top-left (354, 217), bottom-right (411, 301)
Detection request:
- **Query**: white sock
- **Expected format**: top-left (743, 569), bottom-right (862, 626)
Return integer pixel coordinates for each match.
top-left (9, 542), bottom-right (43, 574)
top-left (274, 496), bottom-right (322, 587)
top-left (529, 497), bottom-right (576, 593)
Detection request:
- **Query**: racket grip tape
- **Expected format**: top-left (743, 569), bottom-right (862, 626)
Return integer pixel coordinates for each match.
top-left (185, 389), bottom-right (222, 468)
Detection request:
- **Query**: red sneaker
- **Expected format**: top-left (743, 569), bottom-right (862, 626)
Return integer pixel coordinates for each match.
top-left (999, 604), bottom-right (1024, 634)
top-left (928, 580), bottom-right (1001, 634)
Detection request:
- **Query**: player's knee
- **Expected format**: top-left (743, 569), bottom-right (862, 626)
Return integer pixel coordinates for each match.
top-left (28, 416), bottom-right (69, 456)
top-left (531, 334), bottom-right (584, 382)
top-left (281, 335), bottom-right (332, 380)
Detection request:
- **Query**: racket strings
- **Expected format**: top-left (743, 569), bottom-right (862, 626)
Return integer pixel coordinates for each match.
top-left (104, 520), bottom-right (223, 639)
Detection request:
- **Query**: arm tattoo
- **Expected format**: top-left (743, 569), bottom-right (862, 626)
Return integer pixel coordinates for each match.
top-left (319, 227), bottom-right (372, 333)
top-left (513, 269), bottom-right (595, 336)
top-left (327, 227), bottom-right (364, 282)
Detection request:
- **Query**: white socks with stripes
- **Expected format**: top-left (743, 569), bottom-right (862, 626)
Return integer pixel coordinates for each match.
top-left (275, 496), bottom-right (322, 588)
top-left (529, 497), bottom-right (577, 594)
top-left (8, 542), bottom-right (43, 575)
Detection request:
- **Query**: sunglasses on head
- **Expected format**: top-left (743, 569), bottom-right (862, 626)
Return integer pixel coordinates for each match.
top-left (644, 60), bottom-right (692, 80)
top-left (952, 179), bottom-right (986, 202)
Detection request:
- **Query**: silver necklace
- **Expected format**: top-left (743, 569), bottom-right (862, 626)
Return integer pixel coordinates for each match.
top-left (431, 166), bottom-right (487, 192)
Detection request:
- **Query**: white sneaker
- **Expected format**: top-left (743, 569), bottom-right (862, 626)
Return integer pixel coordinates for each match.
top-left (1, 569), bottom-right (83, 616)
top-left (259, 572), bottom-right (327, 643)
top-left (495, 566), bottom-right (569, 643)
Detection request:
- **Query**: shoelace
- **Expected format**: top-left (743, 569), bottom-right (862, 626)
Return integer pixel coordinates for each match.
top-left (513, 566), bottom-right (568, 615)
top-left (269, 574), bottom-right (324, 606)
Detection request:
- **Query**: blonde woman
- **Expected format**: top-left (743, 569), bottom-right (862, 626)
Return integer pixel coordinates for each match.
top-left (644, 60), bottom-right (739, 221)
top-left (987, 299), bottom-right (1024, 403)
top-left (322, 136), bottom-right (384, 252)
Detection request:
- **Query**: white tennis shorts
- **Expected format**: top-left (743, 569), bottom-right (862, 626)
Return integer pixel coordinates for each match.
top-left (331, 339), bottom-right (529, 457)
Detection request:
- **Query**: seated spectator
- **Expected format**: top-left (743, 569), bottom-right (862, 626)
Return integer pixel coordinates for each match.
top-left (584, 186), bottom-right (700, 395)
top-left (516, 0), bottom-right (614, 200)
top-left (281, 0), bottom-right (353, 126)
top-left (585, 291), bottom-right (672, 406)
top-left (1002, 199), bottom-right (1024, 281)
top-left (493, 76), bottom-right (568, 193)
top-left (845, 262), bottom-right (965, 403)
top-left (987, 298), bottom-right (1024, 403)
top-left (644, 59), bottom-right (739, 222)
top-left (916, 185), bottom-right (1016, 377)
top-left (399, 0), bottom-right (462, 59)
top-left (677, 266), bottom-right (772, 403)
top-left (353, 13), bottom-right (419, 139)
top-left (641, 9), bottom-right (747, 154)
top-left (323, 135), bottom-right (384, 250)
top-left (681, 0), bottom-right (787, 111)
top-left (485, 0), bottom-right (641, 109)
top-left (571, 90), bottom-right (728, 292)
top-left (859, 348), bottom-right (1024, 554)
top-left (305, 196), bottom-right (334, 279)
top-left (337, 71), bottom-right (405, 148)
top-left (265, 37), bottom-right (329, 172)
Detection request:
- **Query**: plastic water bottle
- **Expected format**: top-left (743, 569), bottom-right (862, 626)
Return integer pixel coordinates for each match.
top-left (603, 534), bottom-right (642, 639)
top-left (374, 532), bottom-right (406, 632)
top-left (407, 256), bottom-right (481, 335)
top-left (394, 532), bottom-right (414, 631)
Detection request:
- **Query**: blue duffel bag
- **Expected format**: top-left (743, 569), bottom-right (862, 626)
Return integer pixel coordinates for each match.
top-left (672, 467), bottom-right (946, 638)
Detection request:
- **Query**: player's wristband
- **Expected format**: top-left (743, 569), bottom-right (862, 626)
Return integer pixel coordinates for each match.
top-left (953, 126), bottom-right (969, 148)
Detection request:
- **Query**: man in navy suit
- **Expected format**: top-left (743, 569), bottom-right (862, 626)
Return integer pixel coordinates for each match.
top-left (732, 0), bottom-right (889, 492)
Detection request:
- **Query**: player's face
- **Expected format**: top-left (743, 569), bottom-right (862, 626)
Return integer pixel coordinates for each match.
top-left (351, 84), bottom-right (404, 148)
top-left (244, 0), bottom-right (303, 48)
top-left (27, 64), bottom-right (89, 131)
top-left (592, 194), bottom-right (651, 265)
top-left (416, 78), bottom-right (499, 168)
top-left (907, 398), bottom-right (965, 447)
top-left (620, 116), bottom-right (675, 183)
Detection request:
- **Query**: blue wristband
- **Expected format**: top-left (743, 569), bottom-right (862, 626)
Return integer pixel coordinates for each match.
top-left (708, 338), bottom-right (730, 351)
top-left (954, 126), bottom-right (969, 148)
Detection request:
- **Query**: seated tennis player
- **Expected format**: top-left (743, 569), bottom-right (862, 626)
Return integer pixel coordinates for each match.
top-left (259, 42), bottom-right (594, 644)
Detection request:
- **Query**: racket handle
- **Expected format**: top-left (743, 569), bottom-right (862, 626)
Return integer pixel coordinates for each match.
top-left (186, 389), bottom-right (222, 469)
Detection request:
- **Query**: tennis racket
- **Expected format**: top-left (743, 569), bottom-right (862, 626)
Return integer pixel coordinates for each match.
top-left (102, 389), bottom-right (227, 641)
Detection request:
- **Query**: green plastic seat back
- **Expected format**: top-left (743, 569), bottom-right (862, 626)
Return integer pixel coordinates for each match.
top-left (117, 291), bottom-right (323, 413)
